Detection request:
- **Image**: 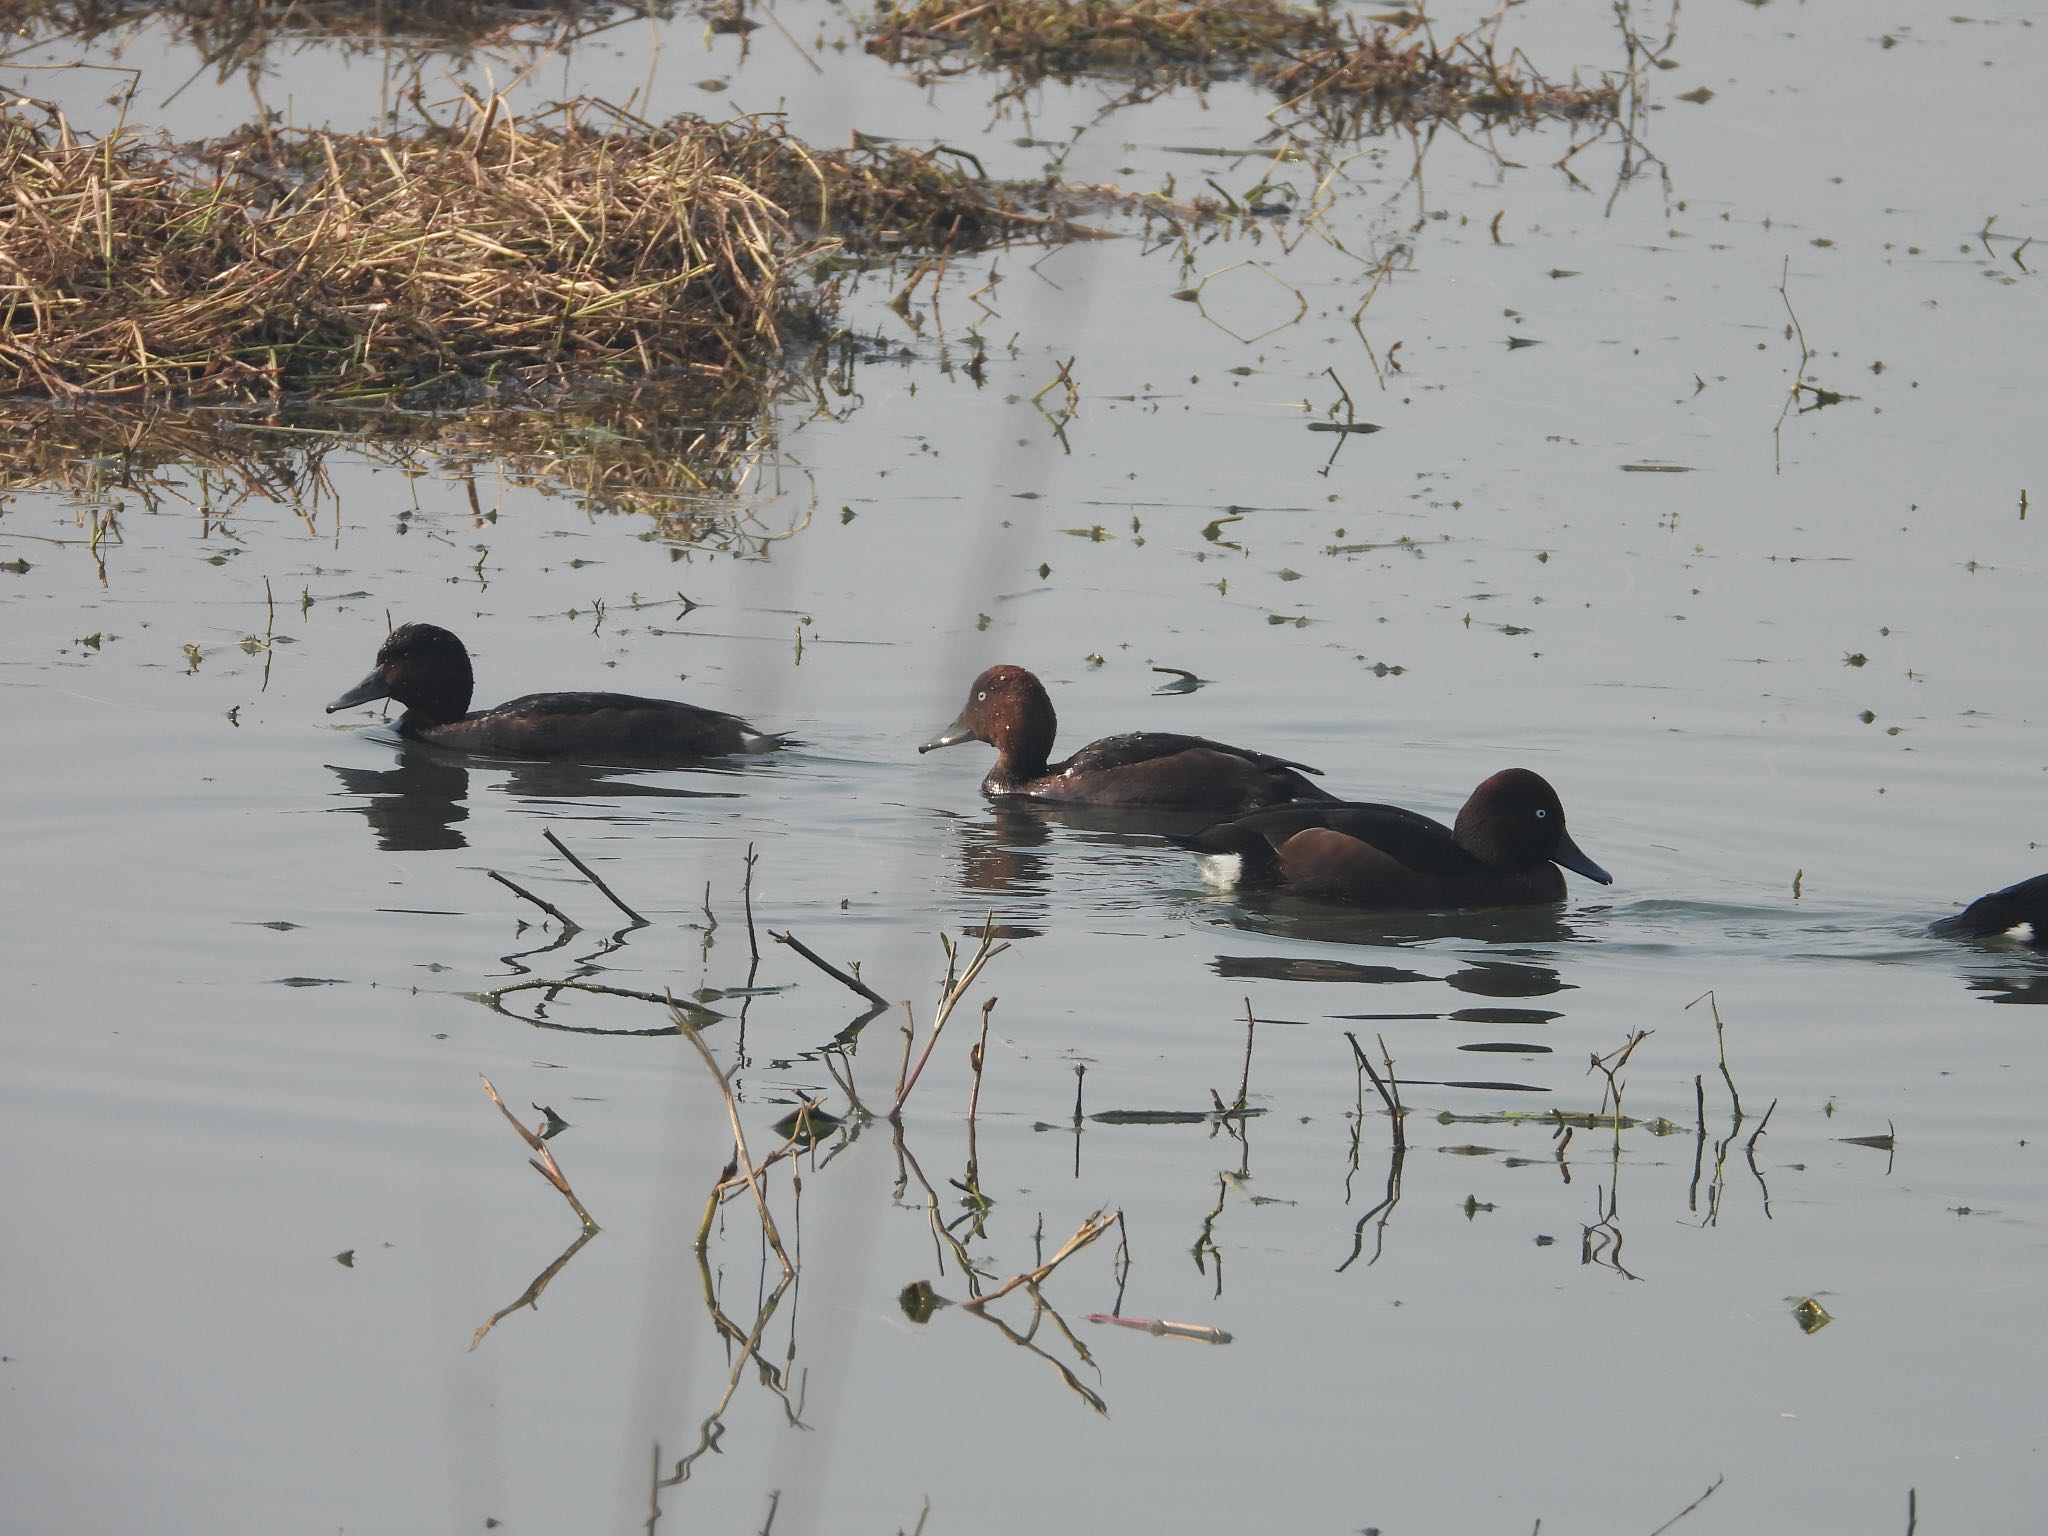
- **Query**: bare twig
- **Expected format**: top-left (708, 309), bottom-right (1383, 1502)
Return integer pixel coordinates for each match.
top-left (742, 843), bottom-right (760, 963)
top-left (481, 978), bottom-right (720, 1029)
top-left (967, 996), bottom-right (997, 1125)
top-left (1231, 997), bottom-right (1257, 1112)
top-left (770, 929), bottom-right (889, 1008)
top-left (1745, 1097), bottom-right (1778, 1153)
top-left (488, 869), bottom-right (580, 931)
top-left (670, 997), bottom-right (794, 1276)
top-left (544, 826), bottom-right (646, 925)
top-left (1343, 1029), bottom-right (1405, 1148)
top-left (961, 1207), bottom-right (1119, 1312)
top-left (894, 926), bottom-right (1010, 1116)
top-left (480, 1075), bottom-right (598, 1230)
top-left (1646, 1474), bottom-right (1725, 1536)
top-left (1685, 990), bottom-right (1744, 1122)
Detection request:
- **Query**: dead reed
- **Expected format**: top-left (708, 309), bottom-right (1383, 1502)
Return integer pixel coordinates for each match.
top-left (866, 0), bottom-right (1317, 79)
top-left (0, 0), bottom-right (653, 68)
top-left (866, 1), bottom-right (1622, 131)
top-left (0, 92), bottom-right (1061, 407)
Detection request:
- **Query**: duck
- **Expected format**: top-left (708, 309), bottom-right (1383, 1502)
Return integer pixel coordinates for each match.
top-left (918, 664), bottom-right (1337, 813)
top-left (1185, 768), bottom-right (1611, 910)
top-left (326, 623), bottom-right (781, 763)
top-left (1928, 873), bottom-right (2048, 942)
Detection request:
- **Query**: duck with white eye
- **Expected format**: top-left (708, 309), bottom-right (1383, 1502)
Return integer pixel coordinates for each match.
top-left (1184, 768), bottom-right (1612, 912)
top-left (919, 663), bottom-right (1341, 814)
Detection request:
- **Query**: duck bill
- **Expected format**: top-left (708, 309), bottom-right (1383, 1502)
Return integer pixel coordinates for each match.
top-left (1552, 828), bottom-right (1613, 886)
top-left (327, 671), bottom-right (391, 714)
top-left (917, 714), bottom-right (977, 754)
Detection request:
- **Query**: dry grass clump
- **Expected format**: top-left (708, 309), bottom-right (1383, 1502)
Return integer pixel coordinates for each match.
top-left (0, 0), bottom-right (651, 67)
top-left (865, 0), bottom-right (1319, 78)
top-left (0, 95), bottom-right (1050, 405)
top-left (867, 1), bottom-right (1620, 131)
top-left (1268, 19), bottom-right (1620, 137)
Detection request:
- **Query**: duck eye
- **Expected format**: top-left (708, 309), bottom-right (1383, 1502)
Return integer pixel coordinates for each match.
top-left (976, 690), bottom-right (987, 702)
top-left (1535, 808), bottom-right (1549, 820)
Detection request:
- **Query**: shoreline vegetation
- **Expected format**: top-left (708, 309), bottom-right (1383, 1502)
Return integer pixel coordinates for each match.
top-left (1, 3), bottom-right (1633, 507)
top-left (865, 0), bottom-right (1624, 132)
top-left (0, 93), bottom-right (1067, 404)
top-left (0, 92), bottom-right (1126, 508)
top-left (0, 0), bottom-right (667, 65)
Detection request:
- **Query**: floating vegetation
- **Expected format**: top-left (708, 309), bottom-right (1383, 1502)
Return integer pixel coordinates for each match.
top-left (1264, 17), bottom-right (1621, 140)
top-left (866, 0), bottom-right (1312, 81)
top-left (865, 0), bottom-right (1623, 133)
top-left (0, 92), bottom-right (1102, 408)
top-left (0, 0), bottom-right (661, 71)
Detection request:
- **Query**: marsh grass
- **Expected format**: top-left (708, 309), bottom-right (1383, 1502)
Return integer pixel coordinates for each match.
top-left (0, 0), bottom-right (656, 72)
top-left (865, 0), bottom-right (1622, 131)
top-left (0, 92), bottom-right (1079, 407)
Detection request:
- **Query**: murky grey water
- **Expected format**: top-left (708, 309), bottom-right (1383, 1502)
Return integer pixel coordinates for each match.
top-left (5, 3), bottom-right (2046, 1532)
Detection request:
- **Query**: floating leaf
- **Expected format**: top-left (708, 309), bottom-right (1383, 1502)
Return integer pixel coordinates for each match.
top-left (1792, 1296), bottom-right (1832, 1334)
top-left (899, 1280), bottom-right (943, 1323)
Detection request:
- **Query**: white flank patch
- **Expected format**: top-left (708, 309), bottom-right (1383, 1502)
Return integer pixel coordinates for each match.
top-left (1197, 852), bottom-right (1244, 891)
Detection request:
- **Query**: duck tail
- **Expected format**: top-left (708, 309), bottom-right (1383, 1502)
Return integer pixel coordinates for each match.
top-left (1176, 814), bottom-right (1287, 890)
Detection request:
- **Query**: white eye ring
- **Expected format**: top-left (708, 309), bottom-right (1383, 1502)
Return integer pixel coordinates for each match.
top-left (1535, 808), bottom-right (1549, 820)
top-left (976, 691), bottom-right (987, 701)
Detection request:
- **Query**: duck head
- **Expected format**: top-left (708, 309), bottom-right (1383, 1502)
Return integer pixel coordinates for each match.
top-left (327, 623), bottom-right (476, 727)
top-left (919, 665), bottom-right (1058, 775)
top-left (1457, 768), bottom-right (1612, 883)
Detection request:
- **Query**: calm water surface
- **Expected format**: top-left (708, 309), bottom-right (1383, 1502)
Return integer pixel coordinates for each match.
top-left (4, 3), bottom-right (2045, 1532)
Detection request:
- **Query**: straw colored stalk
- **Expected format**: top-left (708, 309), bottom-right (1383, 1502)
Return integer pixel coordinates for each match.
top-left (0, 96), bottom-right (809, 401)
top-left (866, 0), bottom-right (1327, 72)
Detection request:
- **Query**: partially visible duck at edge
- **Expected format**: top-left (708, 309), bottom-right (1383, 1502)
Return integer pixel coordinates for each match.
top-left (918, 664), bottom-right (1338, 813)
top-left (1929, 873), bottom-right (2048, 943)
top-left (326, 622), bottom-right (782, 763)
top-left (1186, 767), bottom-right (1612, 911)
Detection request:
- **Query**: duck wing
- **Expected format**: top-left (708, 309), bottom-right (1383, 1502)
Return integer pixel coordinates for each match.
top-left (439, 692), bottom-right (778, 761)
top-left (1063, 731), bottom-right (1325, 778)
top-left (1029, 731), bottom-right (1338, 811)
top-left (1189, 801), bottom-right (1484, 879)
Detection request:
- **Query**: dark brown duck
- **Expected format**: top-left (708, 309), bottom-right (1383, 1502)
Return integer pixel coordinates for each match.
top-left (1187, 768), bottom-right (1611, 910)
top-left (327, 623), bottom-right (782, 764)
top-left (919, 664), bottom-right (1338, 813)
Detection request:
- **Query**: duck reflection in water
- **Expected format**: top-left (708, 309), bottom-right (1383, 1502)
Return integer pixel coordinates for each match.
top-left (1203, 891), bottom-right (1585, 952)
top-left (941, 798), bottom-right (1250, 912)
top-left (328, 744), bottom-right (740, 854)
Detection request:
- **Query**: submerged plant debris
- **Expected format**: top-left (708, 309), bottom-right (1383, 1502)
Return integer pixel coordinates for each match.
top-left (0, 0), bottom-right (657, 70)
top-left (865, 0), bottom-right (1622, 131)
top-left (0, 92), bottom-right (1134, 408)
top-left (0, 385), bottom-right (822, 529)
